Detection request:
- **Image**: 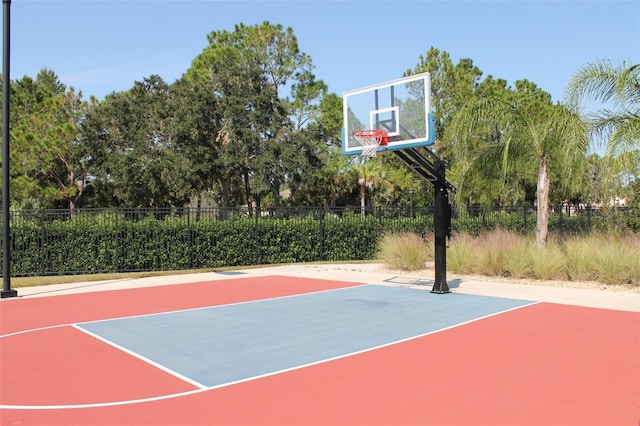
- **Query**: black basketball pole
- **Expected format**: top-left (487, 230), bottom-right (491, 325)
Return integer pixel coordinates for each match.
top-left (431, 159), bottom-right (450, 294)
top-left (393, 148), bottom-right (455, 294)
top-left (2, 0), bottom-right (17, 298)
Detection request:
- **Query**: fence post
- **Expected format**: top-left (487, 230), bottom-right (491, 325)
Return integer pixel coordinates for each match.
top-left (319, 208), bottom-right (325, 261)
top-left (255, 210), bottom-right (261, 265)
top-left (40, 208), bottom-right (46, 276)
top-left (114, 207), bottom-right (119, 273)
top-left (187, 207), bottom-right (192, 269)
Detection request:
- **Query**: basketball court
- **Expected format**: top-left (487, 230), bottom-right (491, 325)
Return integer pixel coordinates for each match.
top-left (1, 74), bottom-right (638, 425)
top-left (1, 264), bottom-right (638, 426)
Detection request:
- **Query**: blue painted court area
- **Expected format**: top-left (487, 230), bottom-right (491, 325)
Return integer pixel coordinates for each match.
top-left (77, 285), bottom-right (534, 388)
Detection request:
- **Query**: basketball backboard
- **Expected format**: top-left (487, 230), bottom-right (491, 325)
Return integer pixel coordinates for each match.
top-left (342, 72), bottom-right (435, 156)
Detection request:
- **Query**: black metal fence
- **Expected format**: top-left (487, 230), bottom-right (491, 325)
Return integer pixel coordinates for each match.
top-left (1, 205), bottom-right (637, 277)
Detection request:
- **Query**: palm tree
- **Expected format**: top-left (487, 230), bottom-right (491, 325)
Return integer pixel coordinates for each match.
top-left (351, 159), bottom-right (385, 216)
top-left (565, 60), bottom-right (640, 158)
top-left (446, 81), bottom-right (589, 247)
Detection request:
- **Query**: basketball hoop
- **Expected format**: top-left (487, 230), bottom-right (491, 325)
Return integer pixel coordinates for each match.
top-left (352, 129), bottom-right (388, 157)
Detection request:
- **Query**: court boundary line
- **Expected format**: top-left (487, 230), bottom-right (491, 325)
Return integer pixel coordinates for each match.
top-left (1, 300), bottom-right (539, 410)
top-left (16, 278), bottom-right (138, 297)
top-left (0, 283), bottom-right (368, 339)
top-left (0, 323), bottom-right (69, 340)
top-left (75, 283), bottom-right (371, 327)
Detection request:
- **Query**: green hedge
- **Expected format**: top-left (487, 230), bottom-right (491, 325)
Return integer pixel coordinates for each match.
top-left (3, 206), bottom-right (638, 276)
top-left (5, 213), bottom-right (383, 276)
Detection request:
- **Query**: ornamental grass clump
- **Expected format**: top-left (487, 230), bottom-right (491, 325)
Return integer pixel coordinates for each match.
top-left (446, 230), bottom-right (638, 288)
top-left (449, 229), bottom-right (531, 278)
top-left (502, 234), bottom-right (533, 279)
top-left (377, 232), bottom-right (432, 271)
top-left (474, 229), bottom-right (530, 277)
top-left (591, 234), bottom-right (640, 286)
top-left (530, 240), bottom-right (568, 281)
top-left (447, 233), bottom-right (479, 274)
top-left (379, 228), bottom-right (638, 289)
top-left (564, 234), bottom-right (600, 282)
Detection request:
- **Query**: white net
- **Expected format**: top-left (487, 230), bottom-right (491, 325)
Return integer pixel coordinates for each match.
top-left (353, 130), bottom-right (386, 157)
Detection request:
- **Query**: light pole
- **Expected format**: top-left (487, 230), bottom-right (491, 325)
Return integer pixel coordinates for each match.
top-left (2, 0), bottom-right (17, 298)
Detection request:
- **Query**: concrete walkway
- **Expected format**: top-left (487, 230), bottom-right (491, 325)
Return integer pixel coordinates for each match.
top-left (8, 263), bottom-right (640, 312)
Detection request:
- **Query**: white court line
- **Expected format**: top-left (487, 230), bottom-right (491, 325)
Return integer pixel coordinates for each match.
top-left (0, 284), bottom-right (372, 408)
top-left (76, 283), bottom-right (371, 326)
top-left (0, 284), bottom-right (369, 340)
top-left (0, 323), bottom-right (68, 339)
top-left (0, 300), bottom-right (539, 410)
top-left (71, 324), bottom-right (208, 389)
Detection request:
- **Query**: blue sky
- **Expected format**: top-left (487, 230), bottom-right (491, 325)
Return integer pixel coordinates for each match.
top-left (8, 0), bottom-right (640, 107)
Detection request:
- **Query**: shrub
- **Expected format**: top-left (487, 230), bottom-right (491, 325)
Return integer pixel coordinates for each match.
top-left (502, 235), bottom-right (533, 279)
top-left (376, 232), bottom-right (432, 271)
top-left (447, 233), bottom-right (479, 274)
top-left (591, 234), bottom-right (639, 286)
top-left (564, 234), bottom-right (600, 282)
top-left (530, 241), bottom-right (568, 281)
top-left (473, 229), bottom-right (523, 277)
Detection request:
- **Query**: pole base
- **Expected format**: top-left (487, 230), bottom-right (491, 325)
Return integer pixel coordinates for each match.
top-left (430, 281), bottom-right (450, 294)
top-left (1, 289), bottom-right (18, 298)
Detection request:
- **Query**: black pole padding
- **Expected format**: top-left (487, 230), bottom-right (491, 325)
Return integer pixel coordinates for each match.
top-left (431, 179), bottom-right (450, 294)
top-left (2, 0), bottom-right (17, 299)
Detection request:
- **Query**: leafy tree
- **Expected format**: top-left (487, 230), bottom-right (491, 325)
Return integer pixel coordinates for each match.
top-left (188, 22), bottom-right (325, 213)
top-left (566, 59), bottom-right (639, 206)
top-left (32, 88), bottom-right (90, 211)
top-left (444, 76), bottom-right (535, 206)
top-left (406, 47), bottom-right (482, 149)
top-left (81, 75), bottom-right (192, 207)
top-left (351, 160), bottom-right (379, 214)
top-left (1, 69), bottom-right (90, 210)
top-left (447, 80), bottom-right (589, 247)
top-left (8, 68), bottom-right (65, 116)
top-left (287, 92), bottom-right (355, 206)
top-left (579, 154), bottom-right (617, 207)
top-left (169, 75), bottom-right (240, 211)
top-left (566, 59), bottom-right (640, 158)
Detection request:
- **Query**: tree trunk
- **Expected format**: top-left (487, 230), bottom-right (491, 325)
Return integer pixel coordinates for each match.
top-left (68, 198), bottom-right (76, 218)
top-left (243, 172), bottom-right (253, 217)
top-left (67, 170), bottom-right (76, 217)
top-left (536, 155), bottom-right (550, 248)
top-left (273, 185), bottom-right (281, 209)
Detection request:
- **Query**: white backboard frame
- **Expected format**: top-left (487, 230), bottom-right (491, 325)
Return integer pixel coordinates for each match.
top-left (342, 72), bottom-right (435, 156)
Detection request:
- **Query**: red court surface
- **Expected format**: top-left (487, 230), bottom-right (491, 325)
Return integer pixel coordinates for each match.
top-left (1, 276), bottom-right (638, 425)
